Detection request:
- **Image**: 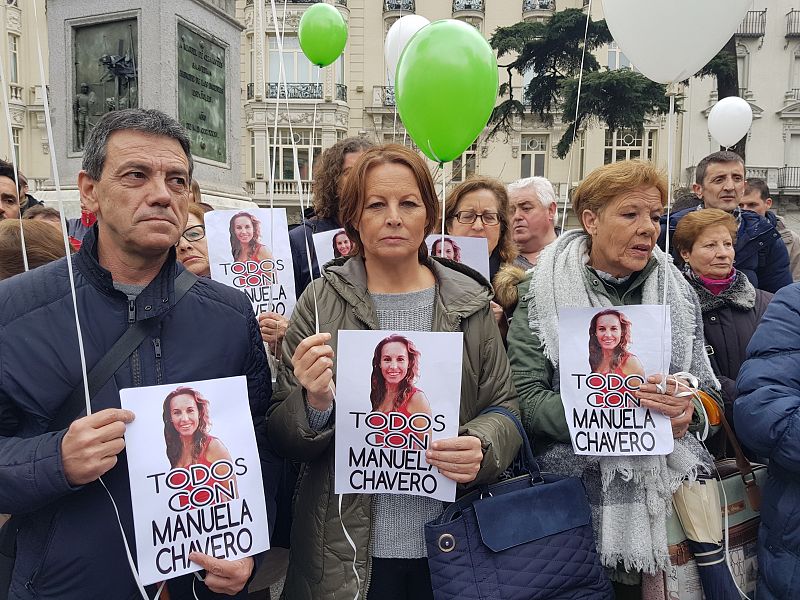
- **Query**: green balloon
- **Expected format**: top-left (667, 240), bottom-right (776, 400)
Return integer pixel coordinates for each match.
top-left (395, 19), bottom-right (498, 163)
top-left (298, 3), bottom-right (348, 68)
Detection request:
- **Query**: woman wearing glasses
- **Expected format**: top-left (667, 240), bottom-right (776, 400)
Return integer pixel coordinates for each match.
top-left (445, 176), bottom-right (517, 332)
top-left (176, 203), bottom-right (210, 277)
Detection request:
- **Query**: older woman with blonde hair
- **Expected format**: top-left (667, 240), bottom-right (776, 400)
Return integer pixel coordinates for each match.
top-left (506, 160), bottom-right (722, 597)
top-left (673, 208), bottom-right (771, 458)
top-left (268, 144), bottom-right (520, 600)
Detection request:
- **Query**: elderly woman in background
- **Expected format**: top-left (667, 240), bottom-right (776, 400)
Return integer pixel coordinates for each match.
top-left (176, 203), bottom-right (211, 277)
top-left (0, 219), bottom-right (69, 280)
top-left (506, 160), bottom-right (721, 598)
top-left (673, 209), bottom-right (771, 458)
top-left (445, 176), bottom-right (517, 331)
top-left (268, 144), bottom-right (520, 600)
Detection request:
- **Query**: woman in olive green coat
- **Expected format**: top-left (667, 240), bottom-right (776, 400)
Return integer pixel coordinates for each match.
top-left (267, 145), bottom-right (521, 600)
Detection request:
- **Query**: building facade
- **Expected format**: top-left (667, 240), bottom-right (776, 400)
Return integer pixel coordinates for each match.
top-left (3, 0), bottom-right (799, 219)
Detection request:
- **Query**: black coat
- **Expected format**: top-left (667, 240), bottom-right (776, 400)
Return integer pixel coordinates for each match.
top-left (687, 271), bottom-right (771, 456)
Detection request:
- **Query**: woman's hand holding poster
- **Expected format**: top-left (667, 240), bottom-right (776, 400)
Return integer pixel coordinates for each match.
top-left (334, 331), bottom-right (462, 502)
top-left (120, 376), bottom-right (270, 586)
top-left (205, 209), bottom-right (296, 317)
top-left (558, 306), bottom-right (674, 456)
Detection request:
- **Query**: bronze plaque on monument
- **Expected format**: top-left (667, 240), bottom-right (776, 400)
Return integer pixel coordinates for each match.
top-left (177, 23), bottom-right (226, 163)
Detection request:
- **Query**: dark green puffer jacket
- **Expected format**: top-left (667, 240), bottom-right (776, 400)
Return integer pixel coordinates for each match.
top-left (267, 255), bottom-right (521, 600)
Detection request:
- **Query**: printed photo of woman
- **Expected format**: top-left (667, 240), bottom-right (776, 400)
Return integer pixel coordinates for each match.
top-left (332, 229), bottom-right (352, 258)
top-left (431, 236), bottom-right (462, 263)
top-left (163, 386), bottom-right (233, 470)
top-left (229, 211), bottom-right (274, 264)
top-left (588, 309), bottom-right (646, 377)
top-left (370, 334), bottom-right (431, 416)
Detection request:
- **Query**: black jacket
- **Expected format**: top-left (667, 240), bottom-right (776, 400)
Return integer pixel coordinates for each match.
top-left (0, 228), bottom-right (275, 599)
top-left (686, 271), bottom-right (771, 456)
top-left (660, 206), bottom-right (792, 293)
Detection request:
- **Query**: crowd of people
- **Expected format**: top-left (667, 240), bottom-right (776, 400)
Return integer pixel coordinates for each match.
top-left (0, 108), bottom-right (798, 600)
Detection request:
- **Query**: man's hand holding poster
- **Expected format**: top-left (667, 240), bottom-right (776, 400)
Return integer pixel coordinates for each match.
top-left (558, 306), bottom-right (674, 456)
top-left (205, 208), bottom-right (296, 316)
top-left (334, 331), bottom-right (462, 502)
top-left (120, 376), bottom-right (269, 585)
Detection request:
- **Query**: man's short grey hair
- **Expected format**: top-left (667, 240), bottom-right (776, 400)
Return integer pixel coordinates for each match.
top-left (507, 176), bottom-right (559, 220)
top-left (81, 108), bottom-right (193, 180)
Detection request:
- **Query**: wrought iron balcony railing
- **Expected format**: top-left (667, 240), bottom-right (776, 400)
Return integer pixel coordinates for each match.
top-left (453, 0), bottom-right (484, 12)
top-left (737, 10), bottom-right (767, 37)
top-left (335, 83), bottom-right (348, 102)
top-left (384, 0), bottom-right (414, 12)
top-left (266, 82), bottom-right (323, 99)
top-left (246, 82), bottom-right (254, 100)
top-left (788, 10), bottom-right (800, 37)
top-left (378, 86), bottom-right (396, 107)
top-left (523, 0), bottom-right (555, 11)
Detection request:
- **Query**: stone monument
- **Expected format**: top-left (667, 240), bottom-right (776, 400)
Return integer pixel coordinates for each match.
top-left (42, 0), bottom-right (256, 213)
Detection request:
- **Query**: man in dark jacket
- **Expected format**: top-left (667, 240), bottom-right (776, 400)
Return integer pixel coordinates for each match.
top-left (736, 282), bottom-right (800, 599)
top-left (0, 109), bottom-right (275, 599)
top-left (658, 151), bottom-right (791, 293)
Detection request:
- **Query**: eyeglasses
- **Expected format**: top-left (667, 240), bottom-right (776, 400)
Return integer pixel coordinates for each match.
top-left (180, 225), bottom-right (205, 243)
top-left (454, 211), bottom-right (500, 226)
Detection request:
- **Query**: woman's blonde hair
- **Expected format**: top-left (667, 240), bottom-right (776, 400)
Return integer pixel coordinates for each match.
top-left (573, 160), bottom-right (668, 232)
top-left (0, 219), bottom-right (68, 280)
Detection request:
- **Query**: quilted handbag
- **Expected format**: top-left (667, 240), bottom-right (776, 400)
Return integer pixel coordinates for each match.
top-left (425, 407), bottom-right (613, 600)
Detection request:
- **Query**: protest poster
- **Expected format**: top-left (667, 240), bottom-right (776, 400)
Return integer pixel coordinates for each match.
top-left (426, 234), bottom-right (490, 281)
top-left (558, 305), bottom-right (674, 456)
top-left (120, 376), bottom-right (269, 585)
top-left (334, 330), bottom-right (463, 502)
top-left (312, 228), bottom-right (353, 274)
top-left (205, 208), bottom-right (296, 317)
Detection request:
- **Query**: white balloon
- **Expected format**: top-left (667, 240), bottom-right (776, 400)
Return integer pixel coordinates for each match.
top-left (385, 15), bottom-right (430, 86)
top-left (601, 0), bottom-right (751, 84)
top-left (708, 96), bottom-right (753, 148)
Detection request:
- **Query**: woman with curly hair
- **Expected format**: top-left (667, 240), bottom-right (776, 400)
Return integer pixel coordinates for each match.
top-left (588, 309), bottom-right (645, 377)
top-left (162, 386), bottom-right (232, 469)
top-left (370, 334), bottom-right (431, 416)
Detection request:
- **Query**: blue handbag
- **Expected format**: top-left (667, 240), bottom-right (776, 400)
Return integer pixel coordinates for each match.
top-left (425, 407), bottom-right (613, 600)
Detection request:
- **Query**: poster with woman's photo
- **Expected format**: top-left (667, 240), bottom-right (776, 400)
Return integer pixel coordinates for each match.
top-left (205, 209), bottom-right (296, 317)
top-left (558, 306), bottom-right (674, 456)
top-left (312, 228), bottom-right (353, 274)
top-left (334, 330), bottom-right (463, 502)
top-left (425, 235), bottom-right (490, 281)
top-left (120, 376), bottom-right (270, 585)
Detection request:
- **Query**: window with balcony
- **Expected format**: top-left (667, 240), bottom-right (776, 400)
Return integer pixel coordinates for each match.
top-left (270, 128), bottom-right (322, 181)
top-left (452, 143), bottom-right (477, 182)
top-left (604, 129), bottom-right (656, 164)
top-left (521, 134), bottom-right (548, 178)
top-left (792, 46), bottom-right (800, 100)
top-left (8, 34), bottom-right (18, 83)
top-left (269, 36), bottom-right (322, 86)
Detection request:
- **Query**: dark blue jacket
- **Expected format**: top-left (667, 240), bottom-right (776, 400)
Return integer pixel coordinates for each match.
top-left (659, 206), bottom-right (791, 293)
top-left (288, 215), bottom-right (341, 296)
top-left (735, 282), bottom-right (800, 600)
top-left (0, 229), bottom-right (275, 600)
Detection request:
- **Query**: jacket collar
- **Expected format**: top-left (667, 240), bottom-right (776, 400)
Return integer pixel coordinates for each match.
top-left (74, 225), bottom-right (180, 320)
top-left (322, 255), bottom-right (493, 330)
top-left (686, 269), bottom-right (755, 313)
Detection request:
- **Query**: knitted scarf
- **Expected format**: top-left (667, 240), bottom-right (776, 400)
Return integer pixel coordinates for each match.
top-left (526, 229), bottom-right (717, 574)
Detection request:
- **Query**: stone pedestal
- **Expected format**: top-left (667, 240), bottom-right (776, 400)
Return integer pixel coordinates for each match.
top-left (45, 0), bottom-right (255, 209)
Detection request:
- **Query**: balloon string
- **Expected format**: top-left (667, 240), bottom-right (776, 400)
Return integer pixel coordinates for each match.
top-left (269, 0), bottom-right (320, 336)
top-left (660, 91), bottom-right (677, 380)
top-left (560, 0), bottom-right (592, 234)
top-left (0, 44), bottom-right (27, 271)
top-left (440, 163), bottom-right (447, 251)
top-left (31, 1), bottom-right (91, 414)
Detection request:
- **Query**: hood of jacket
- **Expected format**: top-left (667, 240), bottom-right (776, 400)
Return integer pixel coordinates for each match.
top-left (321, 254), bottom-right (494, 330)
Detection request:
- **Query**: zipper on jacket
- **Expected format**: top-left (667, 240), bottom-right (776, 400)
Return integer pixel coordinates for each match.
top-left (128, 298), bottom-right (136, 324)
top-left (127, 298), bottom-right (142, 386)
top-left (153, 337), bottom-right (163, 385)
